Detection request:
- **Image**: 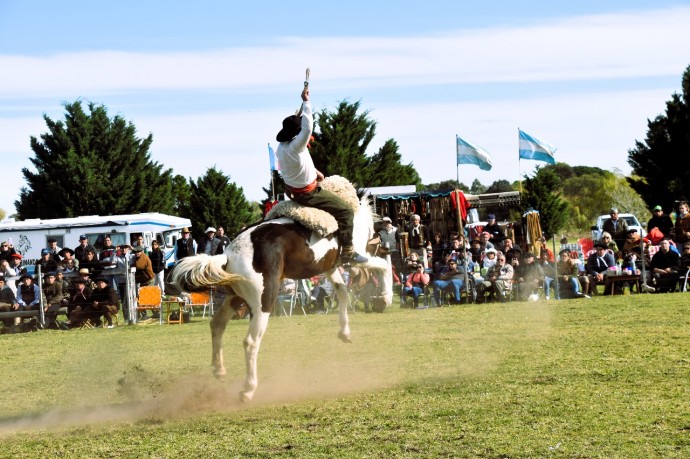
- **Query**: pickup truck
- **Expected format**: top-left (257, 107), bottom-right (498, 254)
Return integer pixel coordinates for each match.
top-left (591, 213), bottom-right (646, 241)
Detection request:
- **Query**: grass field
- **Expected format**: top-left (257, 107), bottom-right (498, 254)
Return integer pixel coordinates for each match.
top-left (0, 293), bottom-right (689, 458)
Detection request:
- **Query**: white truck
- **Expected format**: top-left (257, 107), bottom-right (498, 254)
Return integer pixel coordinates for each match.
top-left (0, 212), bottom-right (191, 269)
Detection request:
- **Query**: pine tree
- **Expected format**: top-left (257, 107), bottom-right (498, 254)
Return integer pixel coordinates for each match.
top-left (364, 139), bottom-right (421, 187)
top-left (16, 101), bottom-right (174, 219)
top-left (521, 168), bottom-right (569, 238)
top-left (628, 65), bottom-right (690, 209)
top-left (183, 167), bottom-right (258, 241)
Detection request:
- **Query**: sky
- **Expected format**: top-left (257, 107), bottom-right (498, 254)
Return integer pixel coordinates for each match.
top-left (1, 0), bottom-right (690, 217)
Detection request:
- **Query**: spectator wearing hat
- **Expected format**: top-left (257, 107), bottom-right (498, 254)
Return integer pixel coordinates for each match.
top-left (55, 267), bottom-right (70, 293)
top-left (0, 276), bottom-right (21, 329)
top-left (42, 271), bottom-right (66, 329)
top-left (402, 263), bottom-right (430, 309)
top-left (58, 247), bottom-right (79, 271)
top-left (90, 276), bottom-right (119, 328)
top-left (482, 248), bottom-right (498, 272)
top-left (484, 214), bottom-right (506, 251)
top-left (622, 229), bottom-right (642, 257)
top-left (407, 214), bottom-right (430, 269)
top-left (378, 217), bottom-right (402, 284)
top-left (216, 226), bottom-right (231, 254)
top-left (602, 208), bottom-right (629, 252)
top-left (74, 235), bottom-right (96, 265)
top-left (149, 240), bottom-right (166, 295)
top-left (46, 238), bottom-right (62, 261)
top-left (35, 248), bottom-right (58, 277)
top-left (132, 245), bottom-right (154, 287)
top-left (478, 231), bottom-right (495, 255)
top-left (647, 205), bottom-right (673, 243)
top-left (174, 227), bottom-right (197, 263)
top-left (650, 238), bottom-right (681, 292)
top-left (198, 227), bottom-right (221, 255)
top-left (468, 238), bottom-right (482, 263)
top-left (16, 274), bottom-right (40, 311)
top-left (66, 277), bottom-right (93, 327)
top-left (672, 201), bottom-right (690, 249)
top-left (7, 253), bottom-right (26, 277)
top-left (586, 242), bottom-right (616, 295)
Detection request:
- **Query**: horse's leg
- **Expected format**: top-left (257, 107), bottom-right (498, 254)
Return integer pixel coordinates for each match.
top-left (241, 309), bottom-right (270, 402)
top-left (327, 269), bottom-right (352, 342)
top-left (210, 295), bottom-right (235, 379)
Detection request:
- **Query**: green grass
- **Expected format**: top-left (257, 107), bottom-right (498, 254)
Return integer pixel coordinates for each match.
top-left (1, 294), bottom-right (689, 458)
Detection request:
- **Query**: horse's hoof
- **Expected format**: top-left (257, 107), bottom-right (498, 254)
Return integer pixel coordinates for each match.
top-left (212, 368), bottom-right (226, 381)
top-left (239, 391), bottom-right (254, 403)
top-left (338, 331), bottom-right (352, 343)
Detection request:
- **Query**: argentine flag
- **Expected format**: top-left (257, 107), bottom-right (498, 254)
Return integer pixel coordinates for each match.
top-left (456, 135), bottom-right (493, 171)
top-left (518, 129), bottom-right (556, 165)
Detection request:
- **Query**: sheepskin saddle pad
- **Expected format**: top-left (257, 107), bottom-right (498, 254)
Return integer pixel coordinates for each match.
top-left (265, 175), bottom-right (360, 238)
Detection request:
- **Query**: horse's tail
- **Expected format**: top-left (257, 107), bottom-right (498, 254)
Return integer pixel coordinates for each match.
top-left (170, 254), bottom-right (245, 291)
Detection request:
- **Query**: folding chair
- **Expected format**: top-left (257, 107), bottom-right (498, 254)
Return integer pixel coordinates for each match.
top-left (137, 285), bottom-right (163, 325)
top-left (186, 291), bottom-right (212, 319)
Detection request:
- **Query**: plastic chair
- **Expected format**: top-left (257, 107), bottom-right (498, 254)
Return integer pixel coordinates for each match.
top-left (137, 285), bottom-right (163, 325)
top-left (186, 290), bottom-right (213, 319)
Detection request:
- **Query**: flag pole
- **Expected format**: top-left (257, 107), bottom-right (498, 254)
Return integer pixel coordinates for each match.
top-left (268, 143), bottom-right (275, 201)
top-left (455, 135), bottom-right (460, 185)
top-left (518, 128), bottom-right (523, 193)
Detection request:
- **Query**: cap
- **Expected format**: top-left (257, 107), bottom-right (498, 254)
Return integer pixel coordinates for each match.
top-left (79, 234), bottom-right (88, 240)
top-left (0, 276), bottom-right (5, 283)
top-left (481, 231), bottom-right (491, 237)
top-left (40, 248), bottom-right (50, 255)
top-left (8, 253), bottom-right (22, 259)
top-left (487, 214), bottom-right (496, 220)
top-left (653, 205), bottom-right (662, 211)
top-left (205, 227), bottom-right (217, 233)
top-left (45, 271), bottom-right (56, 277)
top-left (610, 207), bottom-right (618, 214)
top-left (382, 217), bottom-right (392, 223)
top-left (56, 267), bottom-right (65, 273)
top-left (131, 245), bottom-right (145, 253)
top-left (484, 248), bottom-right (497, 255)
top-left (594, 241), bottom-right (607, 249)
top-left (627, 228), bottom-right (638, 234)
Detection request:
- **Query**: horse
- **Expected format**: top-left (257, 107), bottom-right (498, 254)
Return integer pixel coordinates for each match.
top-left (171, 180), bottom-right (393, 402)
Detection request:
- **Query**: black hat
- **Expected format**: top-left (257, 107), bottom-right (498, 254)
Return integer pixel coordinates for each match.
top-left (44, 271), bottom-right (56, 278)
top-left (0, 276), bottom-right (5, 283)
top-left (19, 274), bottom-right (33, 282)
top-left (626, 229), bottom-right (638, 234)
top-left (93, 276), bottom-right (108, 283)
top-left (558, 249), bottom-right (570, 256)
top-left (524, 252), bottom-right (535, 258)
top-left (276, 115), bottom-right (302, 142)
top-left (47, 237), bottom-right (57, 243)
top-left (72, 277), bottom-right (87, 284)
top-left (58, 247), bottom-right (75, 257)
top-left (594, 241), bottom-right (607, 249)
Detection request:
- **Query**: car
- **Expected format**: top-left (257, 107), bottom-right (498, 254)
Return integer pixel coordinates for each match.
top-left (591, 213), bottom-right (647, 241)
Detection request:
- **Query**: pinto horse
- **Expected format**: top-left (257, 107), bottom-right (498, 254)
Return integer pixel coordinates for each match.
top-left (171, 184), bottom-right (392, 402)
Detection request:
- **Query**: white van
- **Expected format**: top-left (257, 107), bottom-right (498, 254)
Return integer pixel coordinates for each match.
top-left (591, 213), bottom-right (646, 241)
top-left (0, 212), bottom-right (191, 269)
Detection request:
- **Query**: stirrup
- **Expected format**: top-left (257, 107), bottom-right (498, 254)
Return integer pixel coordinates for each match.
top-left (340, 251), bottom-right (368, 265)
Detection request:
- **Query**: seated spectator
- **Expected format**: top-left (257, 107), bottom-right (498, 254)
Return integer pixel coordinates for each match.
top-left (0, 276), bottom-right (20, 330)
top-left (430, 233), bottom-right (448, 271)
top-left (7, 253), bottom-right (26, 277)
top-left (478, 231), bottom-right (495, 253)
top-left (539, 249), bottom-right (556, 299)
top-left (586, 242), bottom-right (616, 295)
top-left (310, 275), bottom-right (333, 313)
top-left (90, 276), bottom-right (120, 328)
top-left (58, 247), bottom-right (79, 270)
top-left (553, 249), bottom-right (588, 299)
top-left (599, 232), bottom-right (618, 255)
top-left (433, 251), bottom-right (453, 276)
top-left (679, 243), bottom-right (690, 289)
top-left (503, 238), bottom-right (522, 269)
top-left (622, 229), bottom-right (641, 256)
top-left (475, 254), bottom-right (513, 303)
top-left (650, 238), bottom-right (681, 292)
top-left (514, 252), bottom-right (544, 301)
top-left (56, 267), bottom-right (70, 293)
top-left (402, 263), bottom-right (430, 309)
top-left (0, 259), bottom-right (14, 277)
top-left (66, 277), bottom-right (94, 327)
top-left (468, 239), bottom-right (482, 263)
top-left (431, 259), bottom-right (470, 305)
top-left (402, 252), bottom-right (421, 280)
top-left (42, 271), bottom-right (66, 329)
top-left (77, 268), bottom-right (97, 290)
top-left (16, 273), bottom-right (41, 313)
top-left (482, 248), bottom-right (498, 272)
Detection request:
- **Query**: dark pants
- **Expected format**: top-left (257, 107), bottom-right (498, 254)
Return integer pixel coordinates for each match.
top-left (290, 186), bottom-right (355, 247)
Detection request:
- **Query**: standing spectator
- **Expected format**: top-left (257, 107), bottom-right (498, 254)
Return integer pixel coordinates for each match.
top-left (197, 227), bottom-right (221, 255)
top-left (174, 227), bottom-right (197, 263)
top-left (47, 238), bottom-right (62, 261)
top-left (132, 235), bottom-right (148, 254)
top-left (602, 207), bottom-right (629, 252)
top-left (483, 214), bottom-right (506, 250)
top-left (132, 245), bottom-right (154, 287)
top-left (0, 276), bottom-right (20, 330)
top-left (74, 235), bottom-right (95, 265)
top-left (402, 263), bottom-right (430, 309)
top-left (672, 201), bottom-right (690, 249)
top-left (149, 240), bottom-right (166, 295)
top-left (80, 248), bottom-right (102, 277)
top-left (407, 214), bottom-right (430, 269)
top-left (216, 226), bottom-right (231, 254)
top-left (647, 205), bottom-right (673, 243)
top-left (650, 238), bottom-right (681, 292)
top-left (0, 241), bottom-right (18, 263)
top-left (98, 236), bottom-right (118, 289)
top-left (114, 245), bottom-right (134, 323)
top-left (35, 248), bottom-right (58, 277)
top-left (7, 253), bottom-right (26, 277)
top-left (379, 217), bottom-right (402, 284)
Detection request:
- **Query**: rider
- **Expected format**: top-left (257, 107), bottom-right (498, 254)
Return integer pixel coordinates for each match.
top-left (276, 87), bottom-right (368, 265)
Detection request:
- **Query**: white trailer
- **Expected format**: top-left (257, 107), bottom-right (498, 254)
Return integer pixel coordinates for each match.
top-left (0, 212), bottom-right (191, 268)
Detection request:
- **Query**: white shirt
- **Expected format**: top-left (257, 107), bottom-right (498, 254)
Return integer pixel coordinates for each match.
top-left (275, 101), bottom-right (316, 188)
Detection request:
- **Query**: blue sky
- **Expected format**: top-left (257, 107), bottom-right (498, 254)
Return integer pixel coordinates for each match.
top-left (1, 1), bottom-right (689, 216)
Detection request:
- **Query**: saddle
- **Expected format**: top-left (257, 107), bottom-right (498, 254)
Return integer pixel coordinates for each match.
top-left (265, 175), bottom-right (360, 237)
